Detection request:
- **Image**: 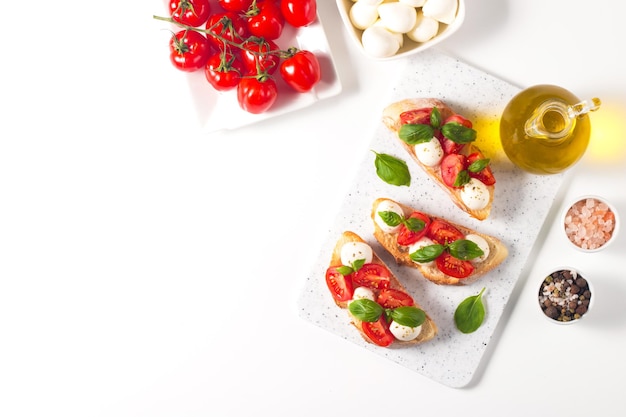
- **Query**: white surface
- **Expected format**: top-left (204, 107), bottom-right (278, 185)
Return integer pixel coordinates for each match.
top-left (1, 1), bottom-right (625, 416)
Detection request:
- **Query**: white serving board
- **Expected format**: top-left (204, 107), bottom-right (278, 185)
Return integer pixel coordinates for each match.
top-left (297, 49), bottom-right (565, 388)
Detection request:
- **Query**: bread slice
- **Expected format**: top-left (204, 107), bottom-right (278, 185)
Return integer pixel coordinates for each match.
top-left (328, 231), bottom-right (437, 347)
top-left (371, 198), bottom-right (508, 286)
top-left (382, 98), bottom-right (494, 220)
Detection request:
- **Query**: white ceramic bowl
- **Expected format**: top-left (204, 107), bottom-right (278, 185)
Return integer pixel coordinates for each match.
top-left (537, 266), bottom-right (594, 325)
top-left (562, 194), bottom-right (619, 253)
top-left (336, 0), bottom-right (466, 61)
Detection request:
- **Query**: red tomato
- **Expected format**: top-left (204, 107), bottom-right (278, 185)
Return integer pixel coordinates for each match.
top-left (205, 12), bottom-right (248, 50)
top-left (237, 77), bottom-right (278, 114)
top-left (427, 219), bottom-right (465, 245)
top-left (444, 114), bottom-right (473, 128)
top-left (440, 153), bottom-right (467, 188)
top-left (246, 1), bottom-right (285, 40)
top-left (397, 211), bottom-right (431, 246)
top-left (363, 316), bottom-right (395, 347)
top-left (399, 108), bottom-right (432, 125)
top-left (169, 30), bottom-right (211, 72)
top-left (217, 0), bottom-right (253, 12)
top-left (280, 0), bottom-right (317, 27)
top-left (325, 266), bottom-right (354, 302)
top-left (435, 252), bottom-right (474, 279)
top-left (240, 39), bottom-right (281, 75)
top-left (377, 289), bottom-right (415, 309)
top-left (467, 151), bottom-right (496, 186)
top-left (169, 0), bottom-right (211, 27)
top-left (353, 264), bottom-right (391, 290)
top-left (440, 114), bottom-right (472, 154)
top-left (279, 50), bottom-right (321, 93)
top-left (204, 51), bottom-right (244, 91)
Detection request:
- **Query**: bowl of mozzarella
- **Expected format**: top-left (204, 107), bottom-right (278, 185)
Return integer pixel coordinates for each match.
top-left (336, 0), bottom-right (465, 60)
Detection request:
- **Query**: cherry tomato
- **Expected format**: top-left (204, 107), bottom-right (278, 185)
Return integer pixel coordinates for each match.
top-left (353, 264), bottom-right (391, 290)
top-left (240, 39), bottom-right (281, 75)
top-left (440, 153), bottom-right (467, 188)
top-left (427, 219), bottom-right (465, 245)
top-left (246, 1), bottom-right (285, 40)
top-left (440, 114), bottom-right (472, 154)
top-left (169, 30), bottom-right (211, 72)
top-left (377, 289), bottom-right (415, 309)
top-left (169, 0), bottom-right (211, 27)
top-left (325, 266), bottom-right (354, 302)
top-left (279, 50), bottom-right (321, 93)
top-left (204, 51), bottom-right (244, 91)
top-left (435, 252), bottom-right (474, 279)
top-left (397, 211), bottom-right (431, 246)
top-left (467, 151), bottom-right (496, 186)
top-left (444, 114), bottom-right (473, 129)
top-left (205, 12), bottom-right (248, 50)
top-left (363, 316), bottom-right (395, 347)
top-left (280, 0), bottom-right (317, 27)
top-left (217, 0), bottom-right (253, 12)
top-left (237, 76), bottom-right (278, 114)
top-left (399, 108), bottom-right (432, 125)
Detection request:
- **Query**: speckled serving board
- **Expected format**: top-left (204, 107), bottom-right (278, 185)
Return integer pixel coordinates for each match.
top-left (297, 49), bottom-right (565, 388)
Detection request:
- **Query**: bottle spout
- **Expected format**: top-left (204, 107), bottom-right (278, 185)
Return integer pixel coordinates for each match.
top-left (568, 98), bottom-right (601, 119)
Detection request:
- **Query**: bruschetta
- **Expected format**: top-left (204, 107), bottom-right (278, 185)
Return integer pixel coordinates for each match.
top-left (371, 198), bottom-right (508, 285)
top-left (325, 231), bottom-right (437, 347)
top-left (382, 98), bottom-right (496, 220)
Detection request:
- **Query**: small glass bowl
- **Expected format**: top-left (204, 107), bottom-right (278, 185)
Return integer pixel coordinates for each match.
top-left (538, 267), bottom-right (594, 325)
top-left (562, 195), bottom-right (619, 253)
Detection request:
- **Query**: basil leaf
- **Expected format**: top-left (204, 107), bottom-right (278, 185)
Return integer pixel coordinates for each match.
top-left (442, 122), bottom-right (477, 144)
top-left (373, 152), bottom-right (411, 186)
top-left (454, 287), bottom-right (486, 334)
top-left (430, 107), bottom-right (441, 128)
top-left (378, 210), bottom-right (403, 227)
top-left (336, 265), bottom-right (354, 276)
top-left (390, 306), bottom-right (426, 328)
top-left (468, 158), bottom-right (490, 173)
top-left (398, 124), bottom-right (434, 145)
top-left (351, 258), bottom-right (366, 272)
top-left (453, 169), bottom-right (470, 187)
top-left (349, 299), bottom-right (383, 323)
top-left (448, 239), bottom-right (484, 260)
top-left (404, 216), bottom-right (425, 232)
top-left (409, 244), bottom-right (445, 263)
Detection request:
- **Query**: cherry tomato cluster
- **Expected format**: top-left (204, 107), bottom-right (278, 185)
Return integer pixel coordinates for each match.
top-left (158, 0), bottom-right (320, 114)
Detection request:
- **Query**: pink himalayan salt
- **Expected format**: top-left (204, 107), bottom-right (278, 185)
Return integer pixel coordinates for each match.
top-left (564, 198), bottom-right (615, 250)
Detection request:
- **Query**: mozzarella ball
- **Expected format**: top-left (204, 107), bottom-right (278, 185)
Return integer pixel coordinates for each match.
top-left (361, 25), bottom-right (401, 58)
top-left (414, 137), bottom-right (444, 166)
top-left (377, 2), bottom-right (417, 34)
top-left (350, 1), bottom-right (379, 30)
top-left (340, 242), bottom-right (373, 266)
top-left (407, 10), bottom-right (439, 43)
top-left (422, 0), bottom-right (458, 24)
top-left (389, 321), bottom-right (423, 341)
top-left (374, 199), bottom-right (405, 233)
top-left (465, 234), bottom-right (490, 263)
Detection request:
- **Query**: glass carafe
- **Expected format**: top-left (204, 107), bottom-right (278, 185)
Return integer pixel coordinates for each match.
top-left (499, 84), bottom-right (601, 174)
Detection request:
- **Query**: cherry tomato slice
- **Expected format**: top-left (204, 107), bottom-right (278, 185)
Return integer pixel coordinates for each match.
top-left (362, 316), bottom-right (395, 347)
top-left (435, 252), bottom-right (474, 279)
top-left (399, 108), bottom-right (432, 125)
top-left (279, 50), bottom-right (321, 93)
top-left (353, 264), bottom-right (391, 290)
top-left (377, 289), bottom-right (415, 309)
top-left (397, 211), bottom-right (431, 246)
top-left (280, 0), bottom-right (317, 27)
top-left (440, 153), bottom-right (467, 188)
top-left (325, 266), bottom-right (354, 302)
top-left (467, 151), bottom-right (496, 186)
top-left (427, 219), bottom-right (465, 245)
top-left (444, 114), bottom-right (473, 129)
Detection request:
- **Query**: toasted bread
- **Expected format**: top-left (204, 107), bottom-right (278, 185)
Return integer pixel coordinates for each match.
top-left (382, 98), bottom-right (494, 220)
top-left (371, 198), bottom-right (508, 286)
top-left (328, 231), bottom-right (437, 347)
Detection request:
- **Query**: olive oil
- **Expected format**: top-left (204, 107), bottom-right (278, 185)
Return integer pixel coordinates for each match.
top-left (500, 85), bottom-right (600, 174)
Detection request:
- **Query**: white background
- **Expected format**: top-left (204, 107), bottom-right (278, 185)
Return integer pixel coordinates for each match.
top-left (1, 1), bottom-right (625, 416)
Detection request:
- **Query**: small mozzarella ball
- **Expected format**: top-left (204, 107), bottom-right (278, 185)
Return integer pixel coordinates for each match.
top-left (407, 10), bottom-right (439, 43)
top-left (377, 2), bottom-right (417, 34)
top-left (361, 25), bottom-right (401, 58)
top-left (374, 200), bottom-right (405, 233)
top-left (372, 19), bottom-right (403, 47)
top-left (389, 321), bottom-right (423, 341)
top-left (340, 241), bottom-right (373, 266)
top-left (414, 137), bottom-right (444, 166)
top-left (408, 237), bottom-right (436, 266)
top-left (400, 0), bottom-right (426, 6)
top-left (460, 178), bottom-right (490, 210)
top-left (422, 0), bottom-right (458, 24)
top-left (350, 1), bottom-right (379, 30)
top-left (358, 0), bottom-right (385, 5)
top-left (465, 234), bottom-right (490, 263)
top-left (351, 287), bottom-right (376, 302)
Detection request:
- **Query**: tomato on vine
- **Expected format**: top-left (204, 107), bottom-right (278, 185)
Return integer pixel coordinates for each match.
top-left (280, 49), bottom-right (321, 93)
top-left (169, 30), bottom-right (211, 72)
top-left (237, 76), bottom-right (278, 114)
top-left (245, 1), bottom-right (285, 40)
top-left (204, 12), bottom-right (248, 50)
top-left (280, 0), bottom-right (317, 27)
top-left (169, 0), bottom-right (211, 27)
top-left (204, 51), bottom-right (245, 91)
top-left (240, 38), bottom-right (281, 75)
top-left (217, 0), bottom-right (253, 13)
